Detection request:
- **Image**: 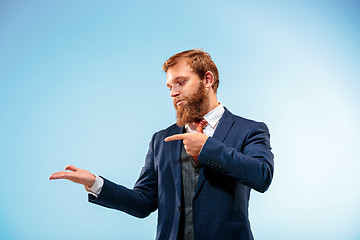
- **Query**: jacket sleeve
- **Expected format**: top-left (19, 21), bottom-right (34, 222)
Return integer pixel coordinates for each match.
top-left (88, 134), bottom-right (158, 218)
top-left (198, 121), bottom-right (274, 193)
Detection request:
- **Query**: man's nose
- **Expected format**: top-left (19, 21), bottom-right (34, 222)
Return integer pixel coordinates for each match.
top-left (170, 88), bottom-right (180, 98)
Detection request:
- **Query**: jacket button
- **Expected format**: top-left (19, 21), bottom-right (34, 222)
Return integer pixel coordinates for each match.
top-left (177, 205), bottom-right (181, 211)
top-left (218, 163), bottom-right (223, 169)
top-left (207, 160), bottom-right (211, 165)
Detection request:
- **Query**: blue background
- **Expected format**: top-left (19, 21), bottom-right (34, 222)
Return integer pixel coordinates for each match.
top-left (1, 1), bottom-right (359, 239)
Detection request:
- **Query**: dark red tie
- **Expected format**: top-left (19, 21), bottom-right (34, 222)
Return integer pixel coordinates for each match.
top-left (192, 119), bottom-right (208, 166)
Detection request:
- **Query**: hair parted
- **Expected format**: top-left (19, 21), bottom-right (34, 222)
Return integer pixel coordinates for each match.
top-left (162, 49), bottom-right (219, 93)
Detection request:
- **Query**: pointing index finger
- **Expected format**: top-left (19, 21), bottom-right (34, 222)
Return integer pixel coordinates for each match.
top-left (164, 133), bottom-right (187, 142)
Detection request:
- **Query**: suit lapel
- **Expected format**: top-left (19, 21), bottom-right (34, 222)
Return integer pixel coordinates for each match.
top-left (168, 125), bottom-right (184, 203)
top-left (194, 108), bottom-right (235, 198)
top-left (211, 108), bottom-right (235, 143)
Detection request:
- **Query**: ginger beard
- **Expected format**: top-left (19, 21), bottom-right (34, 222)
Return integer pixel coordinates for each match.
top-left (174, 81), bottom-right (209, 127)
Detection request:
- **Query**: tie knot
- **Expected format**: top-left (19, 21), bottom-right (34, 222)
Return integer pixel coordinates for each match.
top-left (195, 119), bottom-right (208, 133)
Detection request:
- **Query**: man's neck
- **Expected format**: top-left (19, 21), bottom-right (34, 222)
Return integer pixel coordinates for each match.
top-left (204, 97), bottom-right (220, 116)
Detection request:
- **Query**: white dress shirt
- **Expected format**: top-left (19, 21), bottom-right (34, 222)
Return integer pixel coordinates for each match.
top-left (87, 103), bottom-right (225, 197)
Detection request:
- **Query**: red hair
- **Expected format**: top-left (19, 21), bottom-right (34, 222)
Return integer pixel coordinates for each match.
top-left (162, 49), bottom-right (219, 93)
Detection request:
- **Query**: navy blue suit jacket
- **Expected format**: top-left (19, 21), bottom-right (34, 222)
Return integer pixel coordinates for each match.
top-left (89, 108), bottom-right (274, 240)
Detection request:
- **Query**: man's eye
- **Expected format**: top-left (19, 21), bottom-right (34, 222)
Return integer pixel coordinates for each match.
top-left (178, 80), bottom-right (186, 85)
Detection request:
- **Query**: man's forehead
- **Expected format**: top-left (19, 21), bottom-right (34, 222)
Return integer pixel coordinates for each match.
top-left (166, 61), bottom-right (194, 81)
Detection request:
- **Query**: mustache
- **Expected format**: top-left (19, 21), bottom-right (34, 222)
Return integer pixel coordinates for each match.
top-left (174, 97), bottom-right (185, 102)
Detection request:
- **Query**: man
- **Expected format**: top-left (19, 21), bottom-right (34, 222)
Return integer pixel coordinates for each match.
top-left (50, 49), bottom-right (274, 240)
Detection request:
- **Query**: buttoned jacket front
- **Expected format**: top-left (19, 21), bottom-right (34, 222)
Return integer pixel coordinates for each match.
top-left (89, 108), bottom-right (274, 240)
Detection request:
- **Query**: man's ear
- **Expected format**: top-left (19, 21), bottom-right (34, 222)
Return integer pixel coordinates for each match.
top-left (203, 71), bottom-right (214, 89)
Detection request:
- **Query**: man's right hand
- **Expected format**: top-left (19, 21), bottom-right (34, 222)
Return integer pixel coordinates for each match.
top-left (49, 165), bottom-right (96, 188)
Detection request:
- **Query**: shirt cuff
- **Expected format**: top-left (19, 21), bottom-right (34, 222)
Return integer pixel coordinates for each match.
top-left (85, 175), bottom-right (104, 197)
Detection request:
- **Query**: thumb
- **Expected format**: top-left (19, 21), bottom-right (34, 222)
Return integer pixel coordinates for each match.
top-left (65, 165), bottom-right (79, 172)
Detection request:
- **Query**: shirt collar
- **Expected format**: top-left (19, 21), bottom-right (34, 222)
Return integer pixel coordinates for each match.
top-left (203, 103), bottom-right (225, 128)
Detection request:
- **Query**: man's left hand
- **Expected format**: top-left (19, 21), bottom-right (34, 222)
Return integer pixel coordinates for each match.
top-left (164, 132), bottom-right (208, 157)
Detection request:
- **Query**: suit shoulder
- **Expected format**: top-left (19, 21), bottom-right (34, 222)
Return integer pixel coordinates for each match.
top-left (152, 123), bottom-right (182, 139)
top-left (229, 111), bottom-right (260, 124)
top-left (227, 110), bottom-right (269, 131)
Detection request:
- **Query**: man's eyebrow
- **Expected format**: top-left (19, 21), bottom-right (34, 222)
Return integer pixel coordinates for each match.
top-left (172, 76), bottom-right (187, 82)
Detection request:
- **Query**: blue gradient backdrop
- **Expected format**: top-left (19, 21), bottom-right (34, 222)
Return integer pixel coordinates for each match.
top-left (1, 1), bottom-right (359, 239)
